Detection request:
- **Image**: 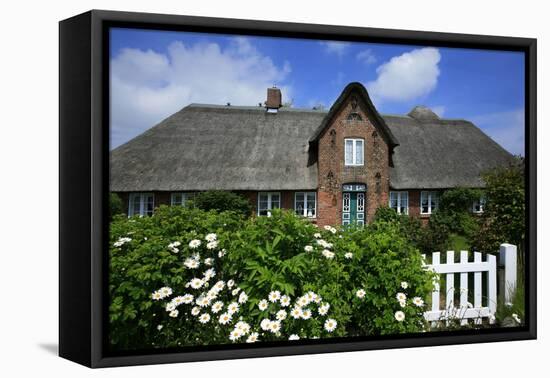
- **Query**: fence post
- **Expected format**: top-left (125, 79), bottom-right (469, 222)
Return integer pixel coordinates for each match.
top-left (498, 244), bottom-right (517, 304)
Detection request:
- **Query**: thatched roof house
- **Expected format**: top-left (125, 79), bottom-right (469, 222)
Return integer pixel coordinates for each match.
top-left (111, 82), bottom-right (513, 225)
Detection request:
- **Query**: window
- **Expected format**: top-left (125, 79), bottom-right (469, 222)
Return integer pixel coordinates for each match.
top-left (295, 192), bottom-right (316, 218)
top-left (389, 191), bottom-right (409, 215)
top-left (344, 138), bottom-right (364, 166)
top-left (257, 192), bottom-right (281, 216)
top-left (171, 192), bottom-right (195, 206)
top-left (128, 193), bottom-right (154, 217)
top-left (420, 191), bottom-right (439, 214)
top-left (473, 196), bottom-right (486, 213)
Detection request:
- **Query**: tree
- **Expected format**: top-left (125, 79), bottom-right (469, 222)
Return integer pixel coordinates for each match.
top-left (475, 157), bottom-right (525, 255)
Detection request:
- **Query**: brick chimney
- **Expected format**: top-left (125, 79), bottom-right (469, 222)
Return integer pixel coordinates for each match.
top-left (265, 86), bottom-right (282, 112)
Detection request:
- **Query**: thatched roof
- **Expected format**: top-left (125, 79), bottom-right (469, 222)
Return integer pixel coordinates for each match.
top-left (386, 110), bottom-right (514, 189)
top-left (110, 96), bottom-right (513, 192)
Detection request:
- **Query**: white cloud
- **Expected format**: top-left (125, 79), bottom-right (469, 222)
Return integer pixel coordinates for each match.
top-left (320, 41), bottom-right (351, 57)
top-left (470, 108), bottom-right (525, 156)
top-left (356, 49), bottom-right (377, 65)
top-left (366, 47), bottom-right (441, 103)
top-left (110, 37), bottom-right (292, 148)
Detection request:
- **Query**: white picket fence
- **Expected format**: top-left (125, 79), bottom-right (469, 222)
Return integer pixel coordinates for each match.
top-left (422, 244), bottom-right (517, 325)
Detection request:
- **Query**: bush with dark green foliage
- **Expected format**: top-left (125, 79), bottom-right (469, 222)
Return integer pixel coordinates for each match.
top-left (475, 157), bottom-right (525, 256)
top-left (192, 190), bottom-right (252, 217)
top-left (110, 193), bottom-right (125, 219)
top-left (109, 207), bottom-right (435, 351)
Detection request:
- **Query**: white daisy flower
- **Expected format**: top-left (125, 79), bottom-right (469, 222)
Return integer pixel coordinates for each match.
top-left (344, 252), bottom-right (353, 259)
top-left (218, 249), bottom-right (227, 258)
top-left (258, 299), bottom-right (269, 311)
top-left (269, 320), bottom-right (281, 333)
top-left (301, 309), bottom-right (312, 320)
top-left (196, 296), bottom-right (211, 307)
top-left (204, 257), bottom-right (214, 266)
top-left (184, 258), bottom-right (200, 269)
top-left (512, 313), bottom-right (521, 323)
top-left (157, 325), bottom-right (163, 331)
top-left (229, 328), bottom-right (243, 341)
top-left (322, 250), bottom-right (335, 259)
top-left (172, 296), bottom-right (186, 306)
top-left (218, 312), bottom-right (232, 325)
top-left (329, 227), bottom-right (337, 234)
top-left (290, 307), bottom-right (303, 319)
top-left (199, 313), bottom-right (211, 323)
top-left (313, 233), bottom-right (322, 239)
top-left (227, 302), bottom-right (239, 314)
top-left (213, 280), bottom-right (225, 291)
top-left (306, 291), bottom-right (315, 302)
top-left (227, 280), bottom-right (235, 288)
top-left (169, 310), bottom-right (179, 318)
top-left (246, 332), bottom-right (259, 343)
top-left (276, 310), bottom-right (287, 321)
top-left (297, 296), bottom-right (309, 307)
top-left (232, 287), bottom-right (241, 296)
top-left (205, 233), bottom-right (217, 242)
top-left (235, 321), bottom-right (251, 334)
top-left (304, 245), bottom-right (314, 252)
top-left (289, 334), bottom-right (300, 340)
top-left (180, 294), bottom-right (194, 304)
top-left (325, 242), bottom-right (333, 249)
top-left (356, 289), bottom-right (366, 299)
top-left (211, 301), bottom-right (224, 313)
top-left (280, 295), bottom-right (291, 307)
top-left (318, 303), bottom-right (330, 316)
top-left (191, 306), bottom-right (201, 316)
top-left (113, 237), bottom-right (132, 247)
top-left (204, 268), bottom-right (216, 280)
top-left (151, 291), bottom-right (163, 301)
top-left (260, 319), bottom-right (271, 331)
top-left (206, 240), bottom-right (219, 250)
top-left (238, 291), bottom-right (248, 304)
top-left (189, 239), bottom-right (201, 249)
top-left (323, 225), bottom-right (332, 231)
top-left (399, 300), bottom-right (406, 308)
top-left (324, 318), bottom-right (337, 332)
top-left (189, 278), bottom-right (203, 289)
top-left (394, 311), bottom-right (405, 322)
top-left (268, 290), bottom-right (281, 303)
top-left (412, 297), bottom-right (424, 307)
top-left (159, 287), bottom-right (172, 298)
top-left (396, 292), bottom-right (407, 302)
top-left (401, 281), bottom-right (409, 289)
top-left (165, 303), bottom-right (176, 312)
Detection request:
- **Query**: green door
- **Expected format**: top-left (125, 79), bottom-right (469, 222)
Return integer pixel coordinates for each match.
top-left (342, 192), bottom-right (365, 226)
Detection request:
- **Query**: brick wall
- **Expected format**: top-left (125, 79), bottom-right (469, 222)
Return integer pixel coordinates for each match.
top-left (317, 93), bottom-right (391, 227)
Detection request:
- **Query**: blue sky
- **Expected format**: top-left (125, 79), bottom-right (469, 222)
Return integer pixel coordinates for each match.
top-left (110, 28), bottom-right (525, 155)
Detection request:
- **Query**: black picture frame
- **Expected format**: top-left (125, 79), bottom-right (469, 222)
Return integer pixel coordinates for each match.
top-left (59, 9), bottom-right (537, 368)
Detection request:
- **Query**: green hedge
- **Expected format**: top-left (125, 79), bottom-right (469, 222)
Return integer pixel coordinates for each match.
top-left (109, 207), bottom-right (434, 351)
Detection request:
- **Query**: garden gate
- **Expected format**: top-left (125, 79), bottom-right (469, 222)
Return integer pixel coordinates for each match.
top-left (422, 244), bottom-right (517, 325)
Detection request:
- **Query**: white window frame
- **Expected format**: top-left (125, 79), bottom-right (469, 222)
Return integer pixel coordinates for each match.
top-left (344, 138), bottom-right (364, 166)
top-left (128, 192), bottom-right (154, 217)
top-left (170, 192), bottom-right (195, 206)
top-left (472, 196), bottom-right (486, 213)
top-left (389, 191), bottom-right (409, 215)
top-left (294, 192), bottom-right (317, 218)
top-left (420, 191), bottom-right (439, 215)
top-left (257, 192), bottom-right (281, 216)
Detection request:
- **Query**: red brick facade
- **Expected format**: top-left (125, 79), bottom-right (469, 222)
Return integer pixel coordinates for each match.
top-left (316, 92), bottom-right (391, 227)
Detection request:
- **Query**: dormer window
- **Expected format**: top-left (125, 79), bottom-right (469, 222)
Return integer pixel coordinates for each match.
top-left (344, 138), bottom-right (364, 166)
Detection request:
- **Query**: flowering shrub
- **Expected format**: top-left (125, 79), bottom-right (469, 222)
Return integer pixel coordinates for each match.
top-left (109, 207), bottom-right (434, 351)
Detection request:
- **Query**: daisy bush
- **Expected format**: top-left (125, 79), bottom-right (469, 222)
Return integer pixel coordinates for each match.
top-left (109, 205), bottom-right (244, 350)
top-left (109, 206), bottom-right (435, 351)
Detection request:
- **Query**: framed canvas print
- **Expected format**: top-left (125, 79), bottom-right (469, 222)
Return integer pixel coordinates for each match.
top-left (59, 10), bottom-right (537, 368)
